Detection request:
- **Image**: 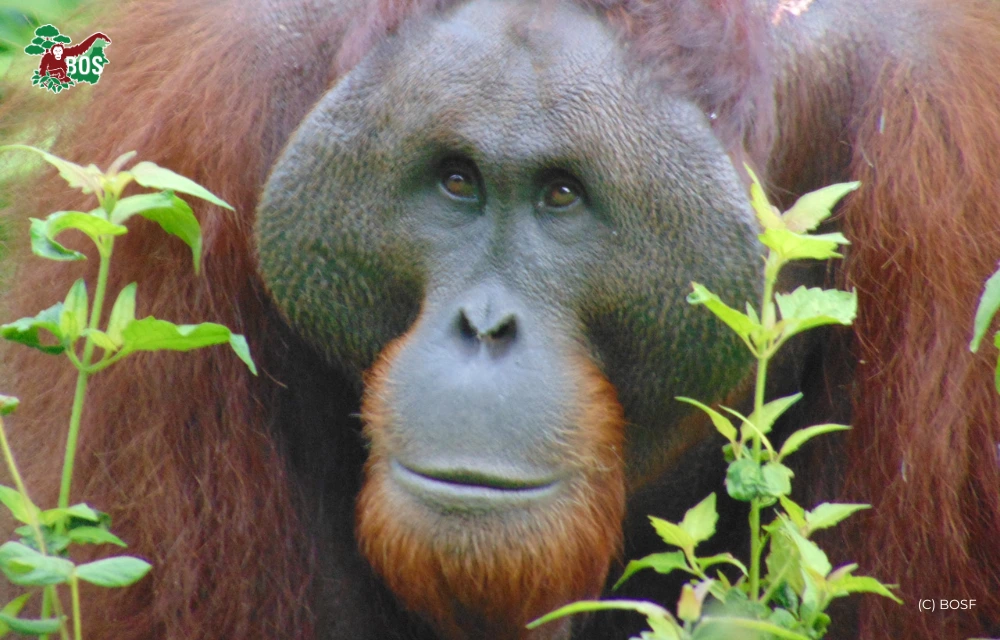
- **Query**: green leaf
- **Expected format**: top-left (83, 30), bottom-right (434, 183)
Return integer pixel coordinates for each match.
top-left (687, 283), bottom-right (759, 345)
top-left (0, 145), bottom-right (101, 194)
top-left (677, 584), bottom-right (701, 623)
top-left (0, 612), bottom-right (62, 635)
top-left (778, 423), bottom-right (851, 460)
top-left (107, 150), bottom-right (138, 176)
top-left (527, 600), bottom-right (677, 636)
top-left (995, 333), bottom-right (1000, 394)
top-left (782, 182), bottom-right (859, 233)
top-left (726, 458), bottom-right (765, 502)
top-left (760, 228), bottom-right (850, 262)
top-left (745, 393), bottom-right (802, 436)
top-left (828, 574), bottom-right (902, 604)
top-left (0, 303), bottom-right (66, 354)
top-left (746, 165), bottom-right (783, 230)
top-left (784, 523), bottom-right (832, 577)
top-left (84, 329), bottom-right (119, 353)
top-left (36, 210), bottom-right (127, 246)
top-left (120, 319), bottom-right (257, 374)
top-left (805, 503), bottom-right (870, 533)
top-left (106, 283), bottom-right (137, 346)
top-left (66, 527), bottom-right (127, 548)
top-left (676, 397), bottom-right (737, 443)
top-left (75, 556), bottom-right (151, 587)
top-left (680, 493), bottom-right (718, 545)
top-left (0, 396), bottom-right (19, 416)
top-left (648, 516), bottom-right (695, 555)
top-left (0, 542), bottom-right (74, 586)
top-left (696, 552), bottom-right (748, 576)
top-left (761, 462), bottom-right (794, 499)
top-left (110, 192), bottom-right (203, 274)
top-left (129, 162), bottom-right (233, 210)
top-left (614, 551), bottom-right (690, 589)
top-left (40, 503), bottom-right (101, 527)
top-left (227, 334), bottom-right (257, 376)
top-left (0, 593), bottom-right (32, 635)
top-left (0, 486), bottom-right (40, 525)
top-left (59, 279), bottom-right (88, 342)
top-left (971, 266), bottom-right (1000, 352)
top-left (778, 495), bottom-right (807, 529)
top-left (776, 287), bottom-right (857, 340)
top-left (29, 217), bottom-right (85, 261)
top-left (15, 525), bottom-right (70, 555)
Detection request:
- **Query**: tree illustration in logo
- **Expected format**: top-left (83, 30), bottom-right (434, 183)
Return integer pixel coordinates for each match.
top-left (24, 25), bottom-right (111, 94)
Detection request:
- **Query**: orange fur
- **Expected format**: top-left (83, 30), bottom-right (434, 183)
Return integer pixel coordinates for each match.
top-left (0, 1), bottom-right (998, 639)
top-left (357, 335), bottom-right (626, 639)
top-left (840, 5), bottom-right (1000, 636)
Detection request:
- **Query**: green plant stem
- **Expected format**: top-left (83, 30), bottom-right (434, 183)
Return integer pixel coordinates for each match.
top-left (0, 417), bottom-right (69, 638)
top-left (70, 574), bottom-right (82, 640)
top-left (749, 256), bottom-right (779, 602)
top-left (58, 237), bottom-right (113, 510)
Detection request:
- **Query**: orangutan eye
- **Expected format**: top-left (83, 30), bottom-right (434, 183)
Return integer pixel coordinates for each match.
top-left (541, 177), bottom-right (584, 210)
top-left (441, 168), bottom-right (479, 200)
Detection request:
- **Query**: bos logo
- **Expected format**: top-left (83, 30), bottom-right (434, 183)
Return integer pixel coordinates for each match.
top-left (24, 25), bottom-right (111, 94)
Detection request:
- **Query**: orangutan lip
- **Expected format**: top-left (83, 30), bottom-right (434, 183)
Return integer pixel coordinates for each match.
top-left (390, 460), bottom-right (560, 505)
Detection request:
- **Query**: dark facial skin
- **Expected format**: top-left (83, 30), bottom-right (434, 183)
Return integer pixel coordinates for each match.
top-left (257, 0), bottom-right (762, 637)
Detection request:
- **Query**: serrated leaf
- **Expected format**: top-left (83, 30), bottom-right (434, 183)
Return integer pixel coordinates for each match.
top-left (614, 551), bottom-right (690, 589)
top-left (745, 393), bottom-right (802, 436)
top-left (130, 162), bottom-right (233, 210)
top-left (679, 493), bottom-right (717, 545)
top-left (29, 217), bottom-right (85, 261)
top-left (120, 319), bottom-right (257, 374)
top-left (760, 228), bottom-right (850, 262)
top-left (778, 423), bottom-right (851, 460)
top-left (0, 486), bottom-right (40, 525)
top-left (75, 556), bottom-right (151, 587)
top-left (0, 144), bottom-right (101, 194)
top-left (649, 516), bottom-right (695, 554)
top-left (110, 192), bottom-right (202, 273)
top-left (776, 287), bottom-right (857, 340)
top-left (778, 495), bottom-right (807, 529)
top-left (66, 527), bottom-right (126, 548)
top-left (676, 397), bottom-right (736, 443)
top-left (783, 523), bottom-right (831, 577)
top-left (745, 165), bottom-right (783, 230)
top-left (0, 303), bottom-right (66, 354)
top-left (782, 182), bottom-right (859, 233)
top-left (687, 283), bottom-right (758, 344)
top-left (828, 574), bottom-right (902, 603)
top-left (971, 266), bottom-right (1000, 352)
top-left (0, 396), bottom-right (19, 416)
top-left (0, 542), bottom-right (73, 586)
top-left (0, 612), bottom-right (62, 635)
top-left (805, 503), bottom-right (870, 533)
top-left (106, 283), bottom-right (137, 346)
top-left (59, 279), bottom-right (88, 342)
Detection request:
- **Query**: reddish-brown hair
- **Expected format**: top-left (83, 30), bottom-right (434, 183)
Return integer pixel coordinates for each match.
top-left (1, 1), bottom-right (998, 639)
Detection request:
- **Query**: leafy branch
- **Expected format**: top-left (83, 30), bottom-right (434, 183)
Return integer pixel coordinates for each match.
top-left (0, 146), bottom-right (256, 639)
